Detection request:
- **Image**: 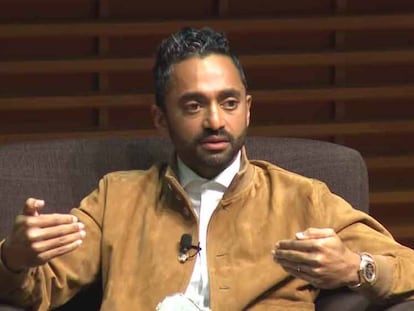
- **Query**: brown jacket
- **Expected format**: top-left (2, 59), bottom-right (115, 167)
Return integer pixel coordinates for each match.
top-left (1, 151), bottom-right (414, 310)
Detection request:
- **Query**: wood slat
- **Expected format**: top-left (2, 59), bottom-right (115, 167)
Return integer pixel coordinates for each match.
top-left (249, 120), bottom-right (414, 137)
top-left (2, 49), bottom-right (414, 73)
top-left (370, 191), bottom-right (414, 205)
top-left (242, 49), bottom-right (414, 67)
top-left (366, 155), bottom-right (414, 170)
top-left (387, 224), bottom-right (414, 239)
top-left (0, 94), bottom-right (153, 110)
top-left (253, 84), bottom-right (414, 102)
top-left (0, 129), bottom-right (158, 144)
top-left (1, 14), bottom-right (414, 38)
top-left (0, 120), bottom-right (413, 143)
top-left (2, 84), bottom-right (414, 110)
top-left (0, 58), bottom-right (151, 74)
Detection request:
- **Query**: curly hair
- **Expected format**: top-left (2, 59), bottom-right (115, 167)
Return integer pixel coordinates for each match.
top-left (152, 27), bottom-right (248, 110)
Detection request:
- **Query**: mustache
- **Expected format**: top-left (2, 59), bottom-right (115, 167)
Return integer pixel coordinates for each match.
top-left (195, 128), bottom-right (234, 143)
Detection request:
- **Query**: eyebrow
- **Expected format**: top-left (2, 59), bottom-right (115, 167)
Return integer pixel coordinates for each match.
top-left (218, 89), bottom-right (242, 101)
top-left (178, 88), bottom-right (242, 104)
top-left (178, 92), bottom-right (206, 104)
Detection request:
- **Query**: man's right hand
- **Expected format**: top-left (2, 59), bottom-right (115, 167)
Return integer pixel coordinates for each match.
top-left (1, 198), bottom-right (86, 272)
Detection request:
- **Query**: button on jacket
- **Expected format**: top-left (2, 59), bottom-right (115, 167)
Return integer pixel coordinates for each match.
top-left (1, 148), bottom-right (414, 310)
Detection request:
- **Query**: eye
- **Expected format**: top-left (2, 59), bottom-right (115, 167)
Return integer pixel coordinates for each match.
top-left (184, 102), bottom-right (201, 113)
top-left (221, 99), bottom-right (239, 110)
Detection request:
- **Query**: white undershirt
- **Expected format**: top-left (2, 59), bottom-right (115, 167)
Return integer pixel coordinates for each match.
top-left (177, 152), bottom-right (241, 310)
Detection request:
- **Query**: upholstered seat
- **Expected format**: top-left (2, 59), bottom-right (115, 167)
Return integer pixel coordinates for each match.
top-left (0, 136), bottom-right (412, 311)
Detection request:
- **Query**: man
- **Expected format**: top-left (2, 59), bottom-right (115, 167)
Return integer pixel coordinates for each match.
top-left (0, 27), bottom-right (413, 310)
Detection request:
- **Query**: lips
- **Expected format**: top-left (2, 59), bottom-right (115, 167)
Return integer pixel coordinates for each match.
top-left (200, 136), bottom-right (230, 151)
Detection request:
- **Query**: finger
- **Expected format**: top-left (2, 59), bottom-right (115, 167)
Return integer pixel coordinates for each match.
top-left (277, 239), bottom-right (317, 252)
top-left (24, 198), bottom-right (45, 216)
top-left (27, 222), bottom-right (85, 242)
top-left (273, 248), bottom-right (303, 263)
top-left (19, 213), bottom-right (78, 229)
top-left (281, 262), bottom-right (327, 288)
top-left (35, 239), bottom-right (84, 264)
top-left (277, 258), bottom-right (320, 284)
top-left (273, 247), bottom-right (321, 267)
top-left (296, 228), bottom-right (335, 240)
top-left (278, 258), bottom-right (311, 275)
top-left (31, 230), bottom-right (86, 253)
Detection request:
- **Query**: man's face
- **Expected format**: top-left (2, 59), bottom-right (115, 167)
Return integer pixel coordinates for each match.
top-left (154, 54), bottom-right (251, 179)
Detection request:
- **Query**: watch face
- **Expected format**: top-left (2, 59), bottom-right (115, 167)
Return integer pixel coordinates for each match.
top-left (364, 262), bottom-right (376, 282)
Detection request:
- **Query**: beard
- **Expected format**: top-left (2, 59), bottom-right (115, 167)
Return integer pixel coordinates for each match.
top-left (193, 127), bottom-right (246, 167)
top-left (170, 126), bottom-right (248, 178)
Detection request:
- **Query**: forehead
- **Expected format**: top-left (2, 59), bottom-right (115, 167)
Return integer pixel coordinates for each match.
top-left (167, 54), bottom-right (245, 95)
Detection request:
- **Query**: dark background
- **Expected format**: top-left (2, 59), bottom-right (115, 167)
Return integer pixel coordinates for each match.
top-left (0, 0), bottom-right (413, 247)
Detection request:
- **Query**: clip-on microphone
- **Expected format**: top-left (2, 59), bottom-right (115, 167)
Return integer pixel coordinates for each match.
top-left (178, 233), bottom-right (201, 263)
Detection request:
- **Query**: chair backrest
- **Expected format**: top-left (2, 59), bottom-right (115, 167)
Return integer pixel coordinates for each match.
top-left (0, 136), bottom-right (370, 311)
top-left (0, 136), bottom-right (368, 239)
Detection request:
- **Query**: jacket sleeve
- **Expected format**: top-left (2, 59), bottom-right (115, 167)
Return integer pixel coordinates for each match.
top-left (0, 177), bottom-right (108, 310)
top-left (312, 180), bottom-right (414, 302)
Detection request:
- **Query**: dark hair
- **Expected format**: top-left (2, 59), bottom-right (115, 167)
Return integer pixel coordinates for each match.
top-left (152, 27), bottom-right (247, 110)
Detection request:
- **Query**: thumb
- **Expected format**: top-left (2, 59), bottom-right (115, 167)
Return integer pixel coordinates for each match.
top-left (23, 198), bottom-right (45, 216)
top-left (296, 227), bottom-right (335, 240)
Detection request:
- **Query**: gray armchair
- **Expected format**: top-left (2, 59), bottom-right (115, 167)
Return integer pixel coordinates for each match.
top-left (0, 136), bottom-right (413, 310)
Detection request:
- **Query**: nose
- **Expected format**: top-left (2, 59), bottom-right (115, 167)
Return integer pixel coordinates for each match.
top-left (203, 103), bottom-right (225, 130)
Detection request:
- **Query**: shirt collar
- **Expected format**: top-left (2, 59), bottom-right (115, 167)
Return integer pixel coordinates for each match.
top-left (177, 151), bottom-right (241, 189)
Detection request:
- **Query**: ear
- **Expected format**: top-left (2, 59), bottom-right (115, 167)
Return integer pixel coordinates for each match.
top-left (151, 105), bottom-right (169, 137)
top-left (245, 94), bottom-right (252, 127)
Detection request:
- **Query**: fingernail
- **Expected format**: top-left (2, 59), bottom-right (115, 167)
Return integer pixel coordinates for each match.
top-left (34, 200), bottom-right (44, 208)
top-left (78, 222), bottom-right (85, 230)
top-left (72, 215), bottom-right (78, 223)
top-left (77, 240), bottom-right (83, 245)
top-left (80, 230), bottom-right (86, 238)
top-left (296, 232), bottom-right (305, 239)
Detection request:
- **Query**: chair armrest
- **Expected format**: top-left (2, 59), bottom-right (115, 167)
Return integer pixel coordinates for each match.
top-left (0, 304), bottom-right (23, 311)
top-left (316, 288), bottom-right (414, 311)
top-left (316, 289), bottom-right (370, 311)
top-left (384, 300), bottom-right (414, 311)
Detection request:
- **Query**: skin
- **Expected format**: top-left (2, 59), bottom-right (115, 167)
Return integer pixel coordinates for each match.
top-left (152, 54), bottom-right (251, 179)
top-left (2, 53), bottom-right (360, 291)
top-left (273, 228), bottom-right (361, 289)
top-left (2, 198), bottom-right (85, 272)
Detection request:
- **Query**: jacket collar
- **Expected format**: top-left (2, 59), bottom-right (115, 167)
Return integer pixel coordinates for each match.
top-left (162, 146), bottom-right (255, 206)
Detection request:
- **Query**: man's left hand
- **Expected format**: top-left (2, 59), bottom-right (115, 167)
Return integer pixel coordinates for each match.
top-left (273, 227), bottom-right (361, 289)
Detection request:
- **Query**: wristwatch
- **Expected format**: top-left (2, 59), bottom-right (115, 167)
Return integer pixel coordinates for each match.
top-left (349, 252), bottom-right (377, 289)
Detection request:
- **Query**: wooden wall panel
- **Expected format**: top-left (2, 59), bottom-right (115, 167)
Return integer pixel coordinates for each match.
top-left (0, 1), bottom-right (413, 247)
top-left (346, 0), bottom-right (414, 14)
top-left (108, 0), bottom-right (214, 19)
top-left (345, 134), bottom-right (414, 156)
top-left (108, 35), bottom-right (167, 57)
top-left (225, 0), bottom-right (333, 17)
top-left (0, 37), bottom-right (96, 58)
top-left (251, 102), bottom-right (333, 126)
top-left (245, 65), bottom-right (333, 89)
top-left (228, 31), bottom-right (333, 54)
top-left (0, 0), bottom-right (97, 20)
top-left (0, 73), bottom-right (97, 95)
top-left (0, 109), bottom-right (98, 133)
top-left (344, 30), bottom-right (414, 49)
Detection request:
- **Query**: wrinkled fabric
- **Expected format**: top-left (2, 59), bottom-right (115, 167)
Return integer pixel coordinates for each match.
top-left (1, 150), bottom-right (413, 310)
